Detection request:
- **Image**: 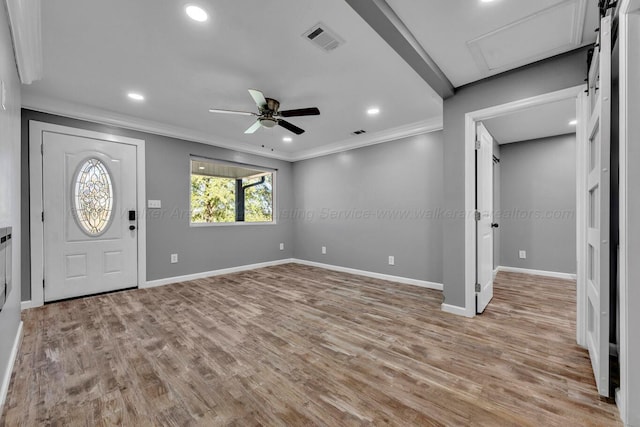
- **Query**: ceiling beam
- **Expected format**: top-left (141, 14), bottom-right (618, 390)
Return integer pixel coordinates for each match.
top-left (345, 0), bottom-right (455, 98)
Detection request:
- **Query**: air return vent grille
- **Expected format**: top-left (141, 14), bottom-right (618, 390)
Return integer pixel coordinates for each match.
top-left (303, 23), bottom-right (345, 52)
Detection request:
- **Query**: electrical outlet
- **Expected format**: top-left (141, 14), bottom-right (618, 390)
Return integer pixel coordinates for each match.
top-left (388, 256), bottom-right (395, 266)
top-left (279, 243), bottom-right (284, 251)
top-left (519, 250), bottom-right (526, 259)
top-left (322, 246), bottom-right (327, 255)
top-left (148, 200), bottom-right (162, 209)
top-left (171, 253), bottom-right (178, 263)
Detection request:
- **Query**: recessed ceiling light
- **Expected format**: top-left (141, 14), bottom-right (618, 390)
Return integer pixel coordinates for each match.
top-left (198, 166), bottom-right (205, 170)
top-left (367, 107), bottom-right (380, 115)
top-left (127, 92), bottom-right (145, 101)
top-left (569, 119), bottom-right (578, 126)
top-left (283, 137), bottom-right (293, 143)
top-left (481, 0), bottom-right (496, 3)
top-left (186, 5), bottom-right (208, 22)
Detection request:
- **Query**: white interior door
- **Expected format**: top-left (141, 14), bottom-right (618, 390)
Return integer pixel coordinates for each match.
top-left (476, 122), bottom-right (494, 313)
top-left (585, 14), bottom-right (611, 397)
top-left (42, 131), bottom-right (138, 302)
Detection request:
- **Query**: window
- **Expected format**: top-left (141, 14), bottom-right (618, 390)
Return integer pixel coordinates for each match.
top-left (190, 157), bottom-right (274, 225)
top-left (73, 158), bottom-right (114, 236)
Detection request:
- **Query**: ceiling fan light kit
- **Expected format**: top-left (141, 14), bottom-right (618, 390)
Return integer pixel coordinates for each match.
top-left (210, 89), bottom-right (320, 136)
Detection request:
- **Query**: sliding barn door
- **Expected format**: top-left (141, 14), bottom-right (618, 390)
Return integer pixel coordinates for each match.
top-left (585, 14), bottom-right (611, 398)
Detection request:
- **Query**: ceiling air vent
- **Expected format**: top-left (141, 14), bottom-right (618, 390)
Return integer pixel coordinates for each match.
top-left (352, 129), bottom-right (366, 135)
top-left (303, 23), bottom-right (345, 52)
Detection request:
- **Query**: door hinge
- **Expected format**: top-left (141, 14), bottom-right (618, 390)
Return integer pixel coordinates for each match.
top-left (41, 211), bottom-right (44, 222)
top-left (475, 211), bottom-right (481, 221)
top-left (40, 143), bottom-right (43, 154)
top-left (42, 279), bottom-right (45, 288)
top-left (475, 140), bottom-right (481, 150)
top-left (475, 283), bottom-right (481, 292)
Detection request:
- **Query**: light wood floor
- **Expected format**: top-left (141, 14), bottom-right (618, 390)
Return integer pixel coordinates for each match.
top-left (1, 264), bottom-right (620, 426)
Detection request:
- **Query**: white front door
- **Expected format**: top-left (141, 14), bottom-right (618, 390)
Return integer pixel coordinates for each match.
top-left (476, 122), bottom-right (494, 314)
top-left (42, 131), bottom-right (138, 302)
top-left (585, 14), bottom-right (612, 397)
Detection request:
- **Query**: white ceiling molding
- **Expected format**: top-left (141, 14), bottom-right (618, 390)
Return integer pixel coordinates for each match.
top-left (467, 0), bottom-right (588, 74)
top-left (5, 0), bottom-right (43, 84)
top-left (21, 94), bottom-right (294, 161)
top-left (290, 117), bottom-right (443, 161)
top-left (22, 94), bottom-right (443, 162)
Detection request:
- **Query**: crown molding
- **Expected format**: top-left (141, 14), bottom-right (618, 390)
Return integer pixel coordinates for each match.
top-left (289, 117), bottom-right (443, 161)
top-left (22, 93), bottom-right (443, 162)
top-left (5, 0), bottom-right (43, 84)
top-left (21, 94), bottom-right (295, 161)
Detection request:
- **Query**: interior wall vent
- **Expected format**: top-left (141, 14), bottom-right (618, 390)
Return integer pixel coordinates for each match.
top-left (303, 22), bottom-right (345, 52)
top-left (352, 129), bottom-right (366, 135)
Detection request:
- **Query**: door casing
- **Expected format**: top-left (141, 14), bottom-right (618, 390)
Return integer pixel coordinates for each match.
top-left (28, 121), bottom-right (146, 308)
top-left (448, 85), bottom-right (588, 345)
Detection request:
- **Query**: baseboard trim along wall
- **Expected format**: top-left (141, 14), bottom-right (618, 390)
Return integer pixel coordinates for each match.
top-left (20, 300), bottom-right (39, 311)
top-left (143, 258), bottom-right (443, 291)
top-left (292, 259), bottom-right (443, 291)
top-left (143, 259), bottom-right (296, 288)
top-left (441, 303), bottom-right (473, 317)
top-left (497, 266), bottom-right (576, 281)
top-left (0, 321), bottom-right (23, 414)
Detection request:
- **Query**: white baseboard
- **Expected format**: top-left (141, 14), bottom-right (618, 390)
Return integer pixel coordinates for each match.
top-left (616, 388), bottom-right (625, 425)
top-left (497, 266), bottom-right (576, 281)
top-left (0, 321), bottom-right (23, 414)
top-left (441, 303), bottom-right (473, 318)
top-left (291, 259), bottom-right (443, 291)
top-left (20, 300), bottom-right (39, 311)
top-left (143, 259), bottom-right (296, 288)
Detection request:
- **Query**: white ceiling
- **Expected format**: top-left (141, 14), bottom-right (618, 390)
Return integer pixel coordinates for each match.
top-left (387, 0), bottom-right (599, 87)
top-left (22, 0), bottom-right (598, 160)
top-left (22, 0), bottom-right (442, 160)
top-left (483, 97), bottom-right (577, 144)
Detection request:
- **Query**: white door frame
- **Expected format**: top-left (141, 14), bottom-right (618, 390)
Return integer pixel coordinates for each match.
top-left (617, 0), bottom-right (639, 423)
top-left (27, 121), bottom-right (146, 308)
top-left (459, 86), bottom-right (588, 341)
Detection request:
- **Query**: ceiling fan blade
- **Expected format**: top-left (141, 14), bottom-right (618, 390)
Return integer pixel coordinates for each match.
top-left (209, 108), bottom-right (257, 116)
top-left (278, 120), bottom-right (305, 135)
top-left (248, 89), bottom-right (267, 108)
top-left (244, 120), bottom-right (262, 134)
top-left (279, 107), bottom-right (320, 117)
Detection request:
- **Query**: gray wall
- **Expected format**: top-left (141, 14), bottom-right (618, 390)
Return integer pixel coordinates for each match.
top-left (21, 110), bottom-right (295, 300)
top-left (499, 134), bottom-right (576, 273)
top-left (292, 132), bottom-right (443, 284)
top-left (0, 4), bottom-right (22, 405)
top-left (442, 48), bottom-right (589, 308)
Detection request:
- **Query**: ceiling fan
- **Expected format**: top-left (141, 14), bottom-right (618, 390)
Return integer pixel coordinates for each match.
top-left (209, 89), bottom-right (320, 135)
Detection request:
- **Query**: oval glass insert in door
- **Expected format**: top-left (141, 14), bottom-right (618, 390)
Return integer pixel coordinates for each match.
top-left (72, 158), bottom-right (114, 236)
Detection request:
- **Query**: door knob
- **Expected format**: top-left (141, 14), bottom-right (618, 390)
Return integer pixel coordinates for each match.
top-left (129, 225), bottom-right (136, 231)
top-left (491, 223), bottom-right (499, 228)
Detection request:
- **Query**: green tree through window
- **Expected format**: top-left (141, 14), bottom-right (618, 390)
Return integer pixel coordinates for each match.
top-left (190, 158), bottom-right (274, 224)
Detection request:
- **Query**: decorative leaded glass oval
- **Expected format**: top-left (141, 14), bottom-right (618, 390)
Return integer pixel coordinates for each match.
top-left (73, 158), bottom-right (114, 236)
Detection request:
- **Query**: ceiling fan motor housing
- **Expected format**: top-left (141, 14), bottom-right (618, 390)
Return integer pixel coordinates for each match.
top-left (260, 118), bottom-right (278, 128)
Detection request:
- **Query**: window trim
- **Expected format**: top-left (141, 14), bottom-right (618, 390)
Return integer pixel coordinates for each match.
top-left (189, 155), bottom-right (277, 226)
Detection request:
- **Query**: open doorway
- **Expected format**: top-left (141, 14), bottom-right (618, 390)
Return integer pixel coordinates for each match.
top-left (473, 99), bottom-right (579, 317)
top-left (462, 85), bottom-right (587, 321)
top-left (483, 97), bottom-right (579, 280)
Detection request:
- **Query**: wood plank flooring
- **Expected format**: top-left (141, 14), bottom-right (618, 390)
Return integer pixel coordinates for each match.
top-left (1, 264), bottom-right (620, 426)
